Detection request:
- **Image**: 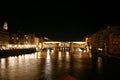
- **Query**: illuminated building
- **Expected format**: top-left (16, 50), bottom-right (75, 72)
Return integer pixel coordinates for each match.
top-left (0, 21), bottom-right (9, 49)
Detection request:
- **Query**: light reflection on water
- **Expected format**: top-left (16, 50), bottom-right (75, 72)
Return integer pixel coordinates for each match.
top-left (58, 51), bottom-right (62, 61)
top-left (0, 50), bottom-right (119, 80)
top-left (97, 57), bottom-right (103, 73)
top-left (0, 53), bottom-right (41, 80)
top-left (44, 49), bottom-right (52, 80)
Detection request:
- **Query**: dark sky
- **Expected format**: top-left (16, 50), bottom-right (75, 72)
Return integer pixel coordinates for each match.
top-left (0, 1), bottom-right (120, 41)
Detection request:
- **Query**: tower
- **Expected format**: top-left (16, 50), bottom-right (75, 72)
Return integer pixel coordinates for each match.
top-left (3, 21), bottom-right (8, 30)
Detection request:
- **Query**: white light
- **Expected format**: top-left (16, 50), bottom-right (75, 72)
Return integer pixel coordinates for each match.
top-left (98, 48), bottom-right (103, 51)
top-left (73, 41), bottom-right (86, 44)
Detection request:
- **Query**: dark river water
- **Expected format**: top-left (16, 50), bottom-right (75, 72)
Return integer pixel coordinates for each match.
top-left (0, 49), bottom-right (120, 80)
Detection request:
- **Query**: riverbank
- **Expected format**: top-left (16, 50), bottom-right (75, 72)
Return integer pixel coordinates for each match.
top-left (0, 48), bottom-right (37, 58)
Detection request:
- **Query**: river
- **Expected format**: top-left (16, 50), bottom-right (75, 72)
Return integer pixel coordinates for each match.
top-left (0, 49), bottom-right (120, 80)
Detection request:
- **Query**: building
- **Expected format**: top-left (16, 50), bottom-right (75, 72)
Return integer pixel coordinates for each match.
top-left (91, 26), bottom-right (120, 55)
top-left (0, 21), bottom-right (9, 49)
top-left (9, 33), bottom-right (38, 45)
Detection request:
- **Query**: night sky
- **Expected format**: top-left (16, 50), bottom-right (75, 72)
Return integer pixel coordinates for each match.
top-left (0, 1), bottom-right (120, 41)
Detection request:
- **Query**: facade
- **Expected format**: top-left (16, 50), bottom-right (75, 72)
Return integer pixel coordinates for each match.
top-left (9, 33), bottom-right (37, 45)
top-left (29, 33), bottom-right (36, 44)
top-left (91, 26), bottom-right (120, 55)
top-left (9, 33), bottom-right (20, 45)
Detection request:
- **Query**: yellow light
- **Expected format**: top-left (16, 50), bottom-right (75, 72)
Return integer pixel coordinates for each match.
top-left (43, 41), bottom-right (60, 43)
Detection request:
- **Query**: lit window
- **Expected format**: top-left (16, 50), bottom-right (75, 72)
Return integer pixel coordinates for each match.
top-left (112, 41), bottom-right (118, 45)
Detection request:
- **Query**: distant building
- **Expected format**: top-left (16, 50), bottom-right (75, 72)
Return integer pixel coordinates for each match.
top-left (9, 33), bottom-right (21, 44)
top-left (29, 33), bottom-right (36, 44)
top-left (9, 33), bottom-right (37, 45)
top-left (0, 21), bottom-right (9, 49)
top-left (3, 21), bottom-right (8, 30)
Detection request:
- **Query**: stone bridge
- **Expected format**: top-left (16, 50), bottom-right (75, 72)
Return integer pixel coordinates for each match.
top-left (38, 41), bottom-right (90, 52)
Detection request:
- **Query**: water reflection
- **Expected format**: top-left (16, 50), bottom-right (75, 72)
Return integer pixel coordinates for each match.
top-left (0, 53), bottom-right (41, 80)
top-left (102, 58), bottom-right (120, 80)
top-left (0, 50), bottom-right (120, 80)
top-left (58, 51), bottom-right (62, 61)
top-left (92, 55), bottom-right (120, 80)
top-left (44, 49), bottom-right (52, 80)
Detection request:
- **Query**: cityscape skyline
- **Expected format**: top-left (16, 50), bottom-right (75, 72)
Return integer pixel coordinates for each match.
top-left (0, 1), bottom-right (120, 41)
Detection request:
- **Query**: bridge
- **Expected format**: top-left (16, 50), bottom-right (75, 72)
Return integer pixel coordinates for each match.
top-left (38, 41), bottom-right (90, 52)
